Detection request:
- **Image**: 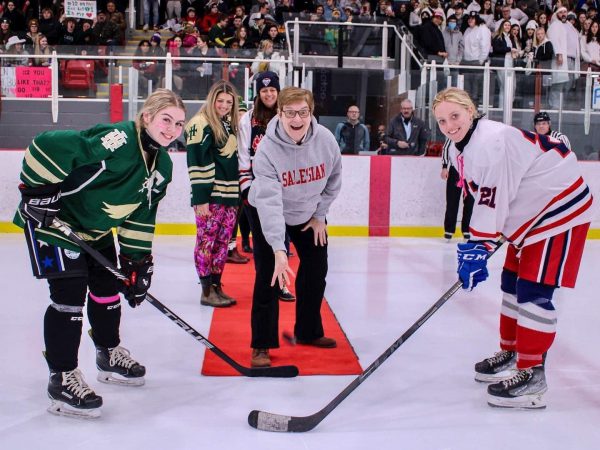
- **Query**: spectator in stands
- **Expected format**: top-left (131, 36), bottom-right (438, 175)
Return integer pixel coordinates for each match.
top-left (276, 0), bottom-right (294, 23)
top-left (446, 2), bottom-right (466, 30)
top-left (478, 0), bottom-right (494, 31)
top-left (77, 19), bottom-right (98, 54)
top-left (182, 7), bottom-right (199, 30)
top-left (39, 8), bottom-right (60, 46)
top-left (166, 35), bottom-right (184, 93)
top-left (3, 1), bottom-right (26, 33)
top-left (494, 5), bottom-right (520, 32)
top-left (166, 0), bottom-right (183, 23)
top-left (32, 34), bottom-right (52, 66)
top-left (199, 3), bottom-right (220, 34)
top-left (23, 18), bottom-right (41, 53)
top-left (373, 123), bottom-right (388, 153)
top-left (547, 6), bottom-right (580, 109)
top-left (443, 14), bottom-right (464, 85)
top-left (251, 38), bottom-right (284, 75)
top-left (537, 11), bottom-right (548, 31)
top-left (264, 23), bottom-right (285, 49)
top-left (208, 13), bottom-right (232, 47)
top-left (187, 34), bottom-right (219, 99)
top-left (107, 1), bottom-right (126, 43)
top-left (232, 26), bottom-right (255, 53)
top-left (491, 20), bottom-right (518, 107)
top-left (335, 105), bottom-right (370, 154)
top-left (580, 20), bottom-right (600, 71)
top-left (420, 11), bottom-right (447, 62)
top-left (248, 13), bottom-right (268, 42)
top-left (0, 17), bottom-right (13, 51)
top-left (3, 35), bottom-right (29, 66)
top-left (532, 25), bottom-right (553, 106)
top-left (227, 14), bottom-right (244, 37)
top-left (134, 39), bottom-right (160, 95)
top-left (249, 2), bottom-right (276, 27)
top-left (93, 10), bottom-right (119, 47)
top-left (142, 0), bottom-right (160, 31)
top-left (519, 0), bottom-right (539, 19)
top-left (461, 11), bottom-right (491, 105)
top-left (58, 17), bottom-right (79, 51)
top-left (384, 98), bottom-right (430, 155)
top-left (505, 0), bottom-right (528, 26)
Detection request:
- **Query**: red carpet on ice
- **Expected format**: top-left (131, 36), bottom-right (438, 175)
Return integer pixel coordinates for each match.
top-left (201, 247), bottom-right (362, 376)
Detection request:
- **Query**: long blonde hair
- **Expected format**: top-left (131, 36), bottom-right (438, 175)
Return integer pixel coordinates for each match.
top-left (432, 87), bottom-right (478, 120)
top-left (136, 88), bottom-right (186, 130)
top-left (194, 80), bottom-right (239, 145)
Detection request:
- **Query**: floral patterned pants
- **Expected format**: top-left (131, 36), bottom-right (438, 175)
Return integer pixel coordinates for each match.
top-left (194, 204), bottom-right (238, 278)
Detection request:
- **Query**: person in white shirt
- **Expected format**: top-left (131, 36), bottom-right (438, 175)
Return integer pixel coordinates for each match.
top-left (461, 12), bottom-right (491, 105)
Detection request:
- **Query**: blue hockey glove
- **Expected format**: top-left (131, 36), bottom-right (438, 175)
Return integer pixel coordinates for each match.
top-left (457, 242), bottom-right (490, 291)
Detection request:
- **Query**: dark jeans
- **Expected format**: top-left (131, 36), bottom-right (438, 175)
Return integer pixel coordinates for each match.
top-left (246, 205), bottom-right (328, 349)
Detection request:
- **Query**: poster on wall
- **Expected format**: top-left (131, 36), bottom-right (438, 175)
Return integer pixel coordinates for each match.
top-left (1, 67), bottom-right (52, 98)
top-left (65, 0), bottom-right (97, 20)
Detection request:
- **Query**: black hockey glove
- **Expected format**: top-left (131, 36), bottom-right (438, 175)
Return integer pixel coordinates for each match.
top-left (19, 183), bottom-right (62, 228)
top-left (118, 254), bottom-right (154, 308)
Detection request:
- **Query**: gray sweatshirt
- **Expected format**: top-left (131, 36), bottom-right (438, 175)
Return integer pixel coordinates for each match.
top-left (249, 115), bottom-right (342, 252)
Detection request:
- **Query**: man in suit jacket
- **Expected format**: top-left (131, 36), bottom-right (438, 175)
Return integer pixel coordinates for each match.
top-left (384, 99), bottom-right (430, 156)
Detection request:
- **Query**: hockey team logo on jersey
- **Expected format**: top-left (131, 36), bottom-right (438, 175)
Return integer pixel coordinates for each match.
top-left (101, 129), bottom-right (128, 152)
top-left (63, 249), bottom-right (81, 260)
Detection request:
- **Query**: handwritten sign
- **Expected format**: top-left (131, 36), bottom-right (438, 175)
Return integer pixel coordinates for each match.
top-left (1, 67), bottom-right (52, 98)
top-left (65, 0), bottom-right (96, 20)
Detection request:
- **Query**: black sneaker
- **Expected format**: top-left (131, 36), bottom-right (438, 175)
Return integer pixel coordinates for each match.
top-left (487, 366), bottom-right (547, 409)
top-left (96, 345), bottom-right (146, 386)
top-left (278, 285), bottom-right (296, 302)
top-left (474, 350), bottom-right (516, 382)
top-left (47, 369), bottom-right (102, 419)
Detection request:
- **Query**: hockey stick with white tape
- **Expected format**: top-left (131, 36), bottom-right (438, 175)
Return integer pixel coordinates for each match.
top-left (248, 239), bottom-right (505, 431)
top-left (51, 218), bottom-right (299, 378)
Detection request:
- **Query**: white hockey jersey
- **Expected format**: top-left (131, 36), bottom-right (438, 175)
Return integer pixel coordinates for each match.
top-left (448, 118), bottom-right (595, 248)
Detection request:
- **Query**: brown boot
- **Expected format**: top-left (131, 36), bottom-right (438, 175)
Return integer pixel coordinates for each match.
top-left (201, 286), bottom-right (233, 308)
top-left (227, 248), bottom-right (249, 264)
top-left (251, 348), bottom-right (271, 368)
top-left (213, 283), bottom-right (237, 305)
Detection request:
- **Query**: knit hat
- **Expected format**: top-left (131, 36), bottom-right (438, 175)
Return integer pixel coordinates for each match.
top-left (150, 33), bottom-right (161, 44)
top-left (254, 71), bottom-right (280, 94)
top-left (526, 20), bottom-right (538, 30)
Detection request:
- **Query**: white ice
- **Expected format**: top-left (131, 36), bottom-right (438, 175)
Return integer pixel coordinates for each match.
top-left (1, 235), bottom-right (600, 450)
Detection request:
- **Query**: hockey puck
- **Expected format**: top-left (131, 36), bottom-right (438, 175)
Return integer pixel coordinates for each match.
top-left (282, 331), bottom-right (297, 346)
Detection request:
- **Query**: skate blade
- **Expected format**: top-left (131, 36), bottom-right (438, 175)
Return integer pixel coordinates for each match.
top-left (474, 369), bottom-right (516, 383)
top-left (487, 394), bottom-right (547, 410)
top-left (97, 371), bottom-right (145, 387)
top-left (47, 400), bottom-right (101, 419)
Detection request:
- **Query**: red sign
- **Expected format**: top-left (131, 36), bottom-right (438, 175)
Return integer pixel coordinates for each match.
top-left (14, 67), bottom-right (52, 98)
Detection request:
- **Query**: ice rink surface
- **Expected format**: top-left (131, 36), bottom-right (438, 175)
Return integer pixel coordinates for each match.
top-left (1, 234), bottom-right (599, 450)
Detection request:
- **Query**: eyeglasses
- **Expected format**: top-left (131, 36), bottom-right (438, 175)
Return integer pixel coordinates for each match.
top-left (282, 109), bottom-right (310, 118)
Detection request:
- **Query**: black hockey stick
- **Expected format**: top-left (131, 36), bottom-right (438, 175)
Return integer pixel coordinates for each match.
top-left (248, 240), bottom-right (505, 431)
top-left (51, 218), bottom-right (299, 378)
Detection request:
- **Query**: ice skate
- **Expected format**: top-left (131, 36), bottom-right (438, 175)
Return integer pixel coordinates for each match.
top-left (47, 369), bottom-right (102, 419)
top-left (96, 344), bottom-right (146, 386)
top-left (487, 366), bottom-right (547, 409)
top-left (474, 350), bottom-right (516, 382)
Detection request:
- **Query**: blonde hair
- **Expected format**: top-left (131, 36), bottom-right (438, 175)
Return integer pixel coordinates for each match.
top-left (432, 87), bottom-right (478, 119)
top-left (194, 80), bottom-right (239, 145)
top-left (136, 88), bottom-right (186, 130)
top-left (277, 87), bottom-right (314, 113)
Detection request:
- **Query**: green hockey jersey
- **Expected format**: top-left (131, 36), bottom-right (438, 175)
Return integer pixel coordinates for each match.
top-left (185, 114), bottom-right (239, 207)
top-left (13, 121), bottom-right (173, 260)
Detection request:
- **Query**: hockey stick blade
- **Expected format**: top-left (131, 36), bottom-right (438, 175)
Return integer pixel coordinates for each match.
top-left (248, 240), bottom-right (506, 431)
top-left (51, 218), bottom-right (299, 379)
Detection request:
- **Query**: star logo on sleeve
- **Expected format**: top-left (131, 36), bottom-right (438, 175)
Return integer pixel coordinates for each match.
top-left (42, 256), bottom-right (54, 268)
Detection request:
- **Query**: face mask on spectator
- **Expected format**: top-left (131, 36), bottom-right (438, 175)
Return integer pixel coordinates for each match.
top-left (448, 22), bottom-right (457, 30)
